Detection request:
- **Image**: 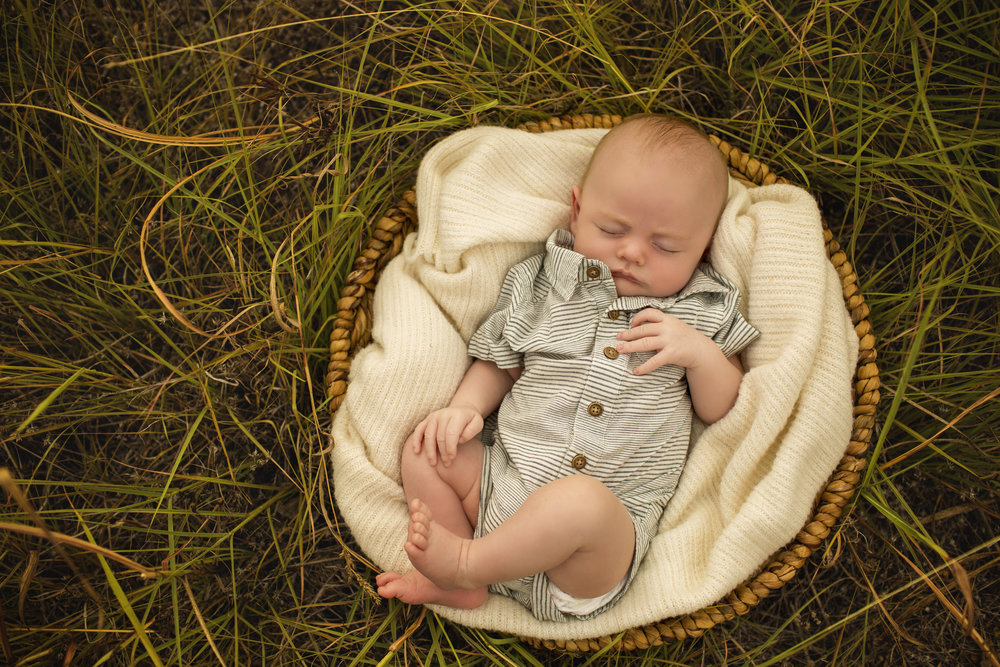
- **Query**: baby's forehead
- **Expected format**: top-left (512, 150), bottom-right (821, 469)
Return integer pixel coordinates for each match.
top-left (598, 123), bottom-right (720, 172)
top-left (584, 120), bottom-right (729, 214)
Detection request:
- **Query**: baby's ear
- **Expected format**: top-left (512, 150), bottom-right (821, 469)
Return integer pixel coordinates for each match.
top-left (569, 185), bottom-right (582, 231)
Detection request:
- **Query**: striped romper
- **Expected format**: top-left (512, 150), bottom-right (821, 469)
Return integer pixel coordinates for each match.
top-left (468, 229), bottom-right (759, 621)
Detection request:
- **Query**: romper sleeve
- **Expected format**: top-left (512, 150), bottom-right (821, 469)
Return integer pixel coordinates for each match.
top-left (712, 292), bottom-right (759, 359)
top-left (466, 253), bottom-right (543, 369)
top-left (673, 266), bottom-right (760, 359)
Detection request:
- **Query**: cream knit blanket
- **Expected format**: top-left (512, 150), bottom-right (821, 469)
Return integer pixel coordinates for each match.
top-left (330, 126), bottom-right (858, 641)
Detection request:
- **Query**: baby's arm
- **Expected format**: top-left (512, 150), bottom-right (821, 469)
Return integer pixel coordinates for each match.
top-left (407, 359), bottom-right (521, 467)
top-left (616, 308), bottom-right (744, 424)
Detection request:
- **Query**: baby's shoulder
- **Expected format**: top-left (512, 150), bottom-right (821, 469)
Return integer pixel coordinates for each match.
top-left (497, 252), bottom-right (548, 298)
top-left (504, 252), bottom-right (545, 281)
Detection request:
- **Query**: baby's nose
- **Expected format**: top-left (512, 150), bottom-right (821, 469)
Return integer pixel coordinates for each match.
top-left (618, 239), bottom-right (644, 265)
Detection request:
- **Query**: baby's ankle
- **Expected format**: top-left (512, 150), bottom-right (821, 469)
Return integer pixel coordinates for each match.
top-left (453, 537), bottom-right (479, 590)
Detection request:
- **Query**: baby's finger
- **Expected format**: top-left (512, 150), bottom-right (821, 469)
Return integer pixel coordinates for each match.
top-left (406, 421), bottom-right (426, 454)
top-left (441, 438), bottom-right (458, 467)
top-left (629, 308), bottom-right (663, 327)
top-left (423, 420), bottom-right (439, 464)
top-left (444, 417), bottom-right (470, 464)
top-left (616, 324), bottom-right (654, 341)
top-left (443, 415), bottom-right (463, 446)
top-left (403, 422), bottom-right (424, 454)
top-left (632, 351), bottom-right (669, 375)
top-left (435, 419), bottom-right (453, 466)
top-left (460, 415), bottom-right (483, 443)
top-left (617, 334), bottom-right (660, 354)
top-left (435, 417), bottom-right (452, 461)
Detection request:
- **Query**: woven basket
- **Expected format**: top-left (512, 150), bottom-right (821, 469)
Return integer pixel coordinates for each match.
top-left (325, 113), bottom-right (880, 652)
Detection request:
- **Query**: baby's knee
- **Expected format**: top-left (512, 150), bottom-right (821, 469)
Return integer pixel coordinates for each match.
top-left (400, 443), bottom-right (440, 487)
top-left (557, 475), bottom-right (629, 524)
top-left (559, 473), bottom-right (608, 495)
top-left (400, 443), bottom-right (425, 475)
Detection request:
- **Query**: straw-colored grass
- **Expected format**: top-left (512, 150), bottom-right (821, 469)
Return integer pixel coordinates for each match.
top-left (2, 0), bottom-right (998, 664)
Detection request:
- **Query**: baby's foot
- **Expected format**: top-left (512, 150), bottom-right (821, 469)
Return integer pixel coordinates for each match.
top-left (404, 498), bottom-right (476, 590)
top-left (376, 570), bottom-right (487, 608)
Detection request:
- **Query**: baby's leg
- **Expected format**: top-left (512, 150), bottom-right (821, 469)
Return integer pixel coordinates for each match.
top-left (376, 438), bottom-right (487, 608)
top-left (400, 436), bottom-right (483, 537)
top-left (406, 474), bottom-right (634, 599)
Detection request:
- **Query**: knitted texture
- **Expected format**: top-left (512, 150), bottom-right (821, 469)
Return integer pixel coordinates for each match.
top-left (329, 126), bottom-right (857, 641)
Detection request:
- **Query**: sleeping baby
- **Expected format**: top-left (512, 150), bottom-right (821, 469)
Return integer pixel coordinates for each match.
top-left (377, 114), bottom-right (759, 621)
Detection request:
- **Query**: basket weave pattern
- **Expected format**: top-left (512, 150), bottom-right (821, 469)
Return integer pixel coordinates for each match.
top-left (325, 114), bottom-right (880, 652)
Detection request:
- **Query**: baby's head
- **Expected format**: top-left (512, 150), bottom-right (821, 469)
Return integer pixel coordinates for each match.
top-left (570, 114), bottom-right (729, 297)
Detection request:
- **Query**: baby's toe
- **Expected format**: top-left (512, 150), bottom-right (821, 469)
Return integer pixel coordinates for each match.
top-left (407, 529), bottom-right (429, 550)
top-left (409, 497), bottom-right (432, 519)
top-left (375, 571), bottom-right (400, 586)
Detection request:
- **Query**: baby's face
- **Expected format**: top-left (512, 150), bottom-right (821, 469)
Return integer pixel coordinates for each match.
top-left (570, 132), bottom-right (727, 298)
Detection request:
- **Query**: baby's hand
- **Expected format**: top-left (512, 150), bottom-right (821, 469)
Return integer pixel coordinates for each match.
top-left (616, 308), bottom-right (715, 375)
top-left (405, 405), bottom-right (483, 467)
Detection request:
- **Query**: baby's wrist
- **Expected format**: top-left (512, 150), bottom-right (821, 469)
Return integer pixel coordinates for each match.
top-left (448, 400), bottom-right (481, 417)
top-left (686, 335), bottom-right (724, 370)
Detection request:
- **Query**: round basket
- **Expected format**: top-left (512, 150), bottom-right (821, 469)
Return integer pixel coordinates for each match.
top-left (325, 113), bottom-right (880, 652)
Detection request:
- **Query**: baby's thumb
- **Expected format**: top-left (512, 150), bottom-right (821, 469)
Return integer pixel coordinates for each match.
top-left (461, 415), bottom-right (483, 442)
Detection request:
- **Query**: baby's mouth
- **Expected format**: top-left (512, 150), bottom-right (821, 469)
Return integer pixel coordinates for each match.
top-left (612, 269), bottom-right (641, 285)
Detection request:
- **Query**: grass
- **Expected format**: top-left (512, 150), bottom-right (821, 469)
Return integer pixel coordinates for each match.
top-left (1, 0), bottom-right (998, 663)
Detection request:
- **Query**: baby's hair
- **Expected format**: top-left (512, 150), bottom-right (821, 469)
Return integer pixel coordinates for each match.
top-left (581, 113), bottom-right (727, 188)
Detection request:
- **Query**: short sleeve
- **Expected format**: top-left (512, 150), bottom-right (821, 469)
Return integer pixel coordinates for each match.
top-left (669, 266), bottom-right (760, 359)
top-left (467, 254), bottom-right (543, 369)
top-left (713, 301), bottom-right (759, 358)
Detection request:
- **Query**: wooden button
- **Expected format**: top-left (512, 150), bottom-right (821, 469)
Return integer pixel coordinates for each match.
top-left (607, 310), bottom-right (619, 320)
top-left (586, 266), bottom-right (601, 279)
top-left (587, 402), bottom-right (603, 417)
top-left (604, 346), bottom-right (619, 359)
top-left (571, 454), bottom-right (587, 470)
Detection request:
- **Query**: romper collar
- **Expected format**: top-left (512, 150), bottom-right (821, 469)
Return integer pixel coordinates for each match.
top-left (542, 229), bottom-right (733, 311)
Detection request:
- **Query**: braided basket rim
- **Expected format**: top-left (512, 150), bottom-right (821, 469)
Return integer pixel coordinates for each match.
top-left (325, 113), bottom-right (880, 653)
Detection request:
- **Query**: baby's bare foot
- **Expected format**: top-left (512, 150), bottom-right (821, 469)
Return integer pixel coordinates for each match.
top-left (376, 569), bottom-right (486, 608)
top-left (404, 498), bottom-right (476, 590)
